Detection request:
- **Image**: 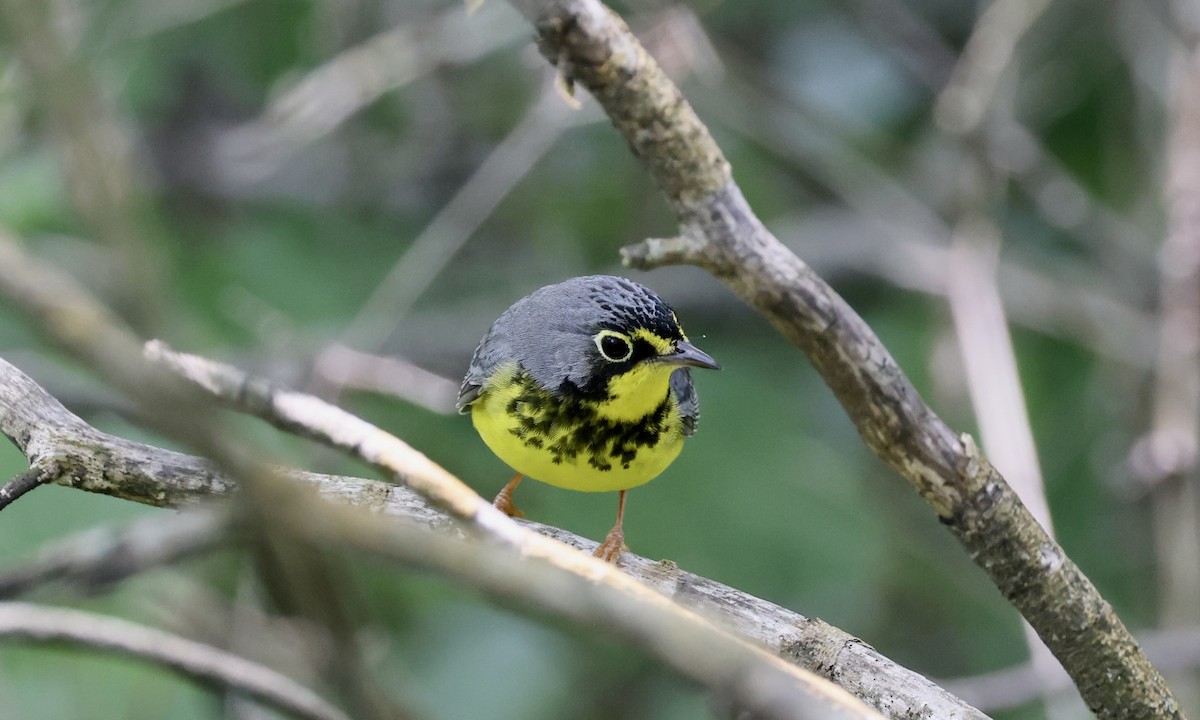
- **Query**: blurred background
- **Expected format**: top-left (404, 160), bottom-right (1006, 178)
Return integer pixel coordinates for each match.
top-left (0, 0), bottom-right (1195, 718)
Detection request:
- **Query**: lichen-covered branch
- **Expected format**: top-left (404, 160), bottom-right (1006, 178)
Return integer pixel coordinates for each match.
top-left (500, 1), bottom-right (1184, 717)
top-left (0, 464), bottom-right (60, 510)
top-left (0, 358), bottom-right (234, 506)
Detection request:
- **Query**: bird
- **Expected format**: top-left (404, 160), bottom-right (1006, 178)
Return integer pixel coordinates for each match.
top-left (457, 275), bottom-right (719, 562)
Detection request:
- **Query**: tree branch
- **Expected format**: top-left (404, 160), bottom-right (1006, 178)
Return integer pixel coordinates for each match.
top-left (0, 352), bottom-right (983, 720)
top-left (0, 601), bottom-right (350, 720)
top-left (500, 1), bottom-right (1184, 718)
top-left (0, 462), bottom-right (60, 510)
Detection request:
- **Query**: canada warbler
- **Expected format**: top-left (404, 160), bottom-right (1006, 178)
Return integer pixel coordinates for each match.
top-left (457, 275), bottom-right (719, 562)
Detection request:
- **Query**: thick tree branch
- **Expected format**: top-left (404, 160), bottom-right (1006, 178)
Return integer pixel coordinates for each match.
top-left (0, 354), bottom-right (983, 720)
top-left (500, 1), bottom-right (1183, 718)
top-left (0, 359), bottom-right (235, 506)
top-left (0, 602), bottom-right (350, 720)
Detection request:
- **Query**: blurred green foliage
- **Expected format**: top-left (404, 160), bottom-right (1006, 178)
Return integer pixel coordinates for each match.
top-left (0, 0), bottom-right (1185, 718)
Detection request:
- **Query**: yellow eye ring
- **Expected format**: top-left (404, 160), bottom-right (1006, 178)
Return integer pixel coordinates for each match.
top-left (594, 330), bottom-right (633, 362)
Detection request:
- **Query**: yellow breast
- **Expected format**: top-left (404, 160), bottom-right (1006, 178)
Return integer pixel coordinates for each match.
top-left (470, 362), bottom-right (687, 492)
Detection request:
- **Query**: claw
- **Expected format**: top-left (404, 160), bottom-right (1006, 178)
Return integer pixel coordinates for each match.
top-left (492, 473), bottom-right (524, 518)
top-left (592, 526), bottom-right (626, 563)
top-left (592, 489), bottom-right (628, 563)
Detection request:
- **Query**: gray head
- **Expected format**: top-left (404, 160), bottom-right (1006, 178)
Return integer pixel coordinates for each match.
top-left (466, 275), bottom-right (718, 402)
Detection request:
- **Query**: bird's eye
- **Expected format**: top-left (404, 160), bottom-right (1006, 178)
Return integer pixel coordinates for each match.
top-left (595, 331), bottom-right (633, 362)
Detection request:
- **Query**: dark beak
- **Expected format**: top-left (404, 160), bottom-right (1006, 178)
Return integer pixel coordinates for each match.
top-left (659, 340), bottom-right (720, 370)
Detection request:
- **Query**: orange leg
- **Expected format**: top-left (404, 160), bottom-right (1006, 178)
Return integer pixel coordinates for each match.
top-left (492, 472), bottom-right (525, 518)
top-left (593, 489), bottom-right (627, 563)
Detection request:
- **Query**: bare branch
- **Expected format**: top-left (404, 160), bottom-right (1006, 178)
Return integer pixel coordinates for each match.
top-left (141, 339), bottom-right (513, 529)
top-left (933, 0), bottom-right (1053, 134)
top-left (500, 1), bottom-right (1185, 717)
top-left (336, 81), bottom-right (596, 354)
top-left (312, 345), bottom-right (459, 415)
top-left (0, 357), bottom-right (234, 507)
top-left (216, 3), bottom-right (525, 181)
top-left (0, 462), bottom-right (60, 511)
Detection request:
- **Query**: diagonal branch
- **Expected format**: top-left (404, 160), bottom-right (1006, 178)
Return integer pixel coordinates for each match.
top-left (500, 1), bottom-right (1184, 718)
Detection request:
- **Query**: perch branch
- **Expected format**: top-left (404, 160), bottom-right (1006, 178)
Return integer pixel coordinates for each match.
top-left (0, 354), bottom-right (982, 720)
top-left (500, 1), bottom-right (1183, 718)
top-left (0, 601), bottom-right (350, 720)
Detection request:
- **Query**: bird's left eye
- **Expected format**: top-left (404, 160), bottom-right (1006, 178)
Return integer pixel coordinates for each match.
top-left (595, 331), bottom-right (633, 362)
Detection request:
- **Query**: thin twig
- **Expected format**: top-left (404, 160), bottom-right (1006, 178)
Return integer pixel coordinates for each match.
top-left (312, 344), bottom-right (459, 414)
top-left (933, 0), bottom-right (1054, 135)
top-left (217, 2), bottom-right (525, 182)
top-left (0, 602), bottom-right (351, 720)
top-left (337, 81), bottom-right (595, 355)
top-left (0, 462), bottom-right (59, 511)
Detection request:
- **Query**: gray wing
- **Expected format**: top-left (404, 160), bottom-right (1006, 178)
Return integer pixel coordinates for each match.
top-left (456, 372), bottom-right (484, 414)
top-left (669, 368), bottom-right (699, 436)
top-left (456, 322), bottom-right (505, 414)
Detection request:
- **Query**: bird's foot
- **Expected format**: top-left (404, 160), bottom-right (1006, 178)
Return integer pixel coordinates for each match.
top-left (492, 488), bottom-right (524, 518)
top-left (593, 526), bottom-right (626, 563)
